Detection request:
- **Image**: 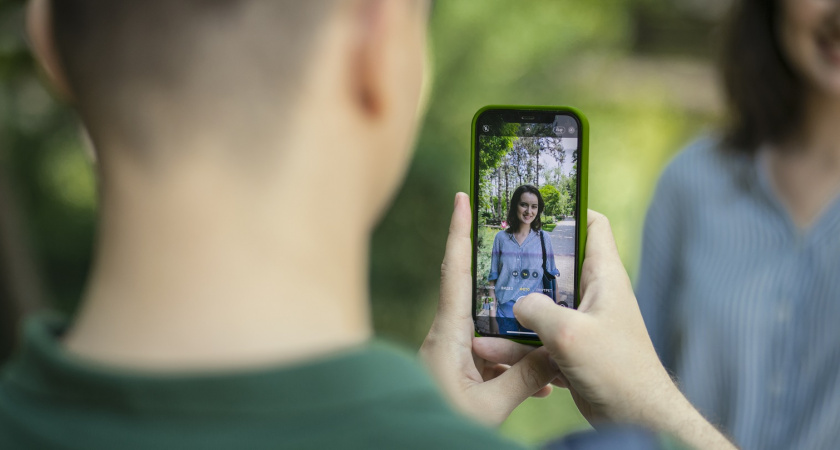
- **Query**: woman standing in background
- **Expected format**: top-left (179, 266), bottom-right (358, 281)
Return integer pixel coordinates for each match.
top-left (637, 1), bottom-right (840, 449)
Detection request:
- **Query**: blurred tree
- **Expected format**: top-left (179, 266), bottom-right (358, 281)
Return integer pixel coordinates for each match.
top-left (477, 126), bottom-right (515, 222)
top-left (0, 0), bottom-right (95, 361)
top-left (560, 173), bottom-right (576, 216)
top-left (539, 184), bottom-right (561, 217)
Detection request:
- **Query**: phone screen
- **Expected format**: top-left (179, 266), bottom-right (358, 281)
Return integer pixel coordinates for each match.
top-left (473, 109), bottom-right (581, 339)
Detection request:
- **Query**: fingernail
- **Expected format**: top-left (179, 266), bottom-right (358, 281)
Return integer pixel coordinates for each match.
top-left (454, 192), bottom-right (467, 207)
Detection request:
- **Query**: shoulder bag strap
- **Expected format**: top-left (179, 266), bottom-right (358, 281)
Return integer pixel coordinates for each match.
top-left (539, 230), bottom-right (547, 271)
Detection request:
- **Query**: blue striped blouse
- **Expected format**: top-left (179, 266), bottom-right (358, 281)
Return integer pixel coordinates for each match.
top-left (636, 136), bottom-right (840, 450)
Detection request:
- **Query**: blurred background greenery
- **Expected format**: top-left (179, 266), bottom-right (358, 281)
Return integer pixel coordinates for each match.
top-left (0, 0), bottom-right (726, 445)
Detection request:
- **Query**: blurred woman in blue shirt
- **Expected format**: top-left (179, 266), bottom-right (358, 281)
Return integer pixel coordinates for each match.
top-left (488, 185), bottom-right (560, 335)
top-left (637, 1), bottom-right (840, 449)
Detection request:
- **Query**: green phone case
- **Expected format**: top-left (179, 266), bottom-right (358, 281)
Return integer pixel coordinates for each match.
top-left (470, 105), bottom-right (589, 346)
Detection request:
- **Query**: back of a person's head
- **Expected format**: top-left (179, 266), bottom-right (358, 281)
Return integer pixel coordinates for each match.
top-left (30, 0), bottom-right (428, 240)
top-left (23, 0), bottom-right (430, 378)
top-left (50, 0), bottom-right (335, 163)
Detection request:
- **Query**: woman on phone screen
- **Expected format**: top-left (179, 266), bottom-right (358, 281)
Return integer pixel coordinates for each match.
top-left (487, 185), bottom-right (561, 336)
top-left (637, 1), bottom-right (840, 449)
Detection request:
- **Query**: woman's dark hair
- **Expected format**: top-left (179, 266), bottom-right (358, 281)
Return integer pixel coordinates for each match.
top-left (721, 0), bottom-right (802, 153)
top-left (505, 185), bottom-right (544, 233)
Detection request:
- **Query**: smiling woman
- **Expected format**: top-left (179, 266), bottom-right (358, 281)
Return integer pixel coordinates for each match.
top-left (721, 0), bottom-right (840, 155)
top-left (637, 1), bottom-right (840, 449)
top-left (507, 185), bottom-right (544, 235)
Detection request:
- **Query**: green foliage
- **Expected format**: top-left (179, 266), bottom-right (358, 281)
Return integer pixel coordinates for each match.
top-left (559, 174), bottom-right (576, 216)
top-left (539, 185), bottom-right (561, 217)
top-left (478, 127), bottom-right (514, 219)
top-left (478, 125), bottom-right (518, 172)
top-left (476, 226), bottom-right (496, 287)
top-left (0, 1), bottom-right (95, 314)
top-left (477, 133), bottom-right (574, 224)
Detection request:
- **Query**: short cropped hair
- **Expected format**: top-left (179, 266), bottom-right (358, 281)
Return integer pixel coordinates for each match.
top-left (51, 0), bottom-right (335, 153)
top-left (505, 185), bottom-right (544, 233)
top-left (720, 0), bottom-right (802, 154)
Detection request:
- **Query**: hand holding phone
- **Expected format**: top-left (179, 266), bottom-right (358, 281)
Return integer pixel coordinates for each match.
top-left (472, 212), bottom-right (736, 450)
top-left (419, 193), bottom-right (558, 426)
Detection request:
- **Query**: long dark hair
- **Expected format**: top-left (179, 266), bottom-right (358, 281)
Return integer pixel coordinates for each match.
top-left (720, 0), bottom-right (802, 154)
top-left (505, 185), bottom-right (544, 233)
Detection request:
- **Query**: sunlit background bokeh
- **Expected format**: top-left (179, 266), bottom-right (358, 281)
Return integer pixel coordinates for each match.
top-left (0, 0), bottom-right (728, 445)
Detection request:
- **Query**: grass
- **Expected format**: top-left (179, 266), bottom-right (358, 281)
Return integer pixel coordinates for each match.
top-left (500, 390), bottom-right (591, 445)
top-left (476, 226), bottom-right (497, 287)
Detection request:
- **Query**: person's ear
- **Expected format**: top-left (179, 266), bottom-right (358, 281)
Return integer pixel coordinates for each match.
top-left (26, 0), bottom-right (73, 100)
top-left (352, 0), bottom-right (387, 118)
top-left (352, 0), bottom-right (418, 119)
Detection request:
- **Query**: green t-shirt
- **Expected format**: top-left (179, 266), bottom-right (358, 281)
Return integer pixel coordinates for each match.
top-left (0, 315), bottom-right (525, 450)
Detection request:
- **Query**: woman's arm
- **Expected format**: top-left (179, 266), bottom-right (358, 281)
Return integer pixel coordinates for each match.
top-left (488, 280), bottom-right (499, 335)
top-left (488, 280), bottom-right (497, 317)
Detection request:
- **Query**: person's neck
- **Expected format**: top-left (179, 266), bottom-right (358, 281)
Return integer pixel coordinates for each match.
top-left (768, 92), bottom-right (840, 228)
top-left (63, 163), bottom-right (373, 372)
top-left (513, 224), bottom-right (531, 243)
top-left (780, 92), bottom-right (840, 162)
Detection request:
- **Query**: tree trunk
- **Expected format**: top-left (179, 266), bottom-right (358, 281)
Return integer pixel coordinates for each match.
top-left (504, 162), bottom-right (509, 216)
top-left (496, 167), bottom-right (502, 219)
top-left (0, 154), bottom-right (47, 365)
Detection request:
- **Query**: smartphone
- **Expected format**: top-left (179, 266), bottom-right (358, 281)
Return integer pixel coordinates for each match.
top-left (471, 105), bottom-right (588, 344)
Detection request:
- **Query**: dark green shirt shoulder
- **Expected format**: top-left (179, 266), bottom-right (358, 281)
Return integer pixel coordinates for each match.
top-left (0, 314), bottom-right (526, 450)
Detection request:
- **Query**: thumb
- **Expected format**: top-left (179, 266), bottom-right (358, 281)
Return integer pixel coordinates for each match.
top-left (513, 294), bottom-right (578, 343)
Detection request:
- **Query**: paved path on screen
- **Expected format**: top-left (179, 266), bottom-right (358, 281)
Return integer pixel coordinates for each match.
top-left (548, 218), bottom-right (576, 304)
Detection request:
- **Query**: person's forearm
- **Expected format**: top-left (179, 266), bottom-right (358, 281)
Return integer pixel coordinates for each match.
top-left (633, 381), bottom-right (737, 450)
